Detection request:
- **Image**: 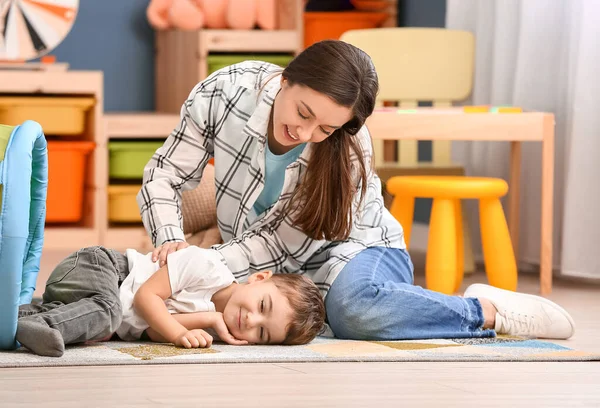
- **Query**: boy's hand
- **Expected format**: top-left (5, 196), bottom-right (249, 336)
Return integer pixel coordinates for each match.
top-left (212, 312), bottom-right (248, 346)
top-left (174, 329), bottom-right (213, 348)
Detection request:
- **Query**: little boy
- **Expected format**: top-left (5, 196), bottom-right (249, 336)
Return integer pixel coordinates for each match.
top-left (16, 245), bottom-right (325, 357)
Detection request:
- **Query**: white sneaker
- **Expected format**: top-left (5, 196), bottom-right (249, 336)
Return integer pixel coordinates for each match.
top-left (463, 283), bottom-right (575, 339)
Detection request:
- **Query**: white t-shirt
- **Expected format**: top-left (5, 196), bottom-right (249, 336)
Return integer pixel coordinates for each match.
top-left (116, 246), bottom-right (235, 341)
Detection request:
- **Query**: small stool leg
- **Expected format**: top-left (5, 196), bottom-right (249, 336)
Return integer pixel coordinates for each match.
top-left (479, 198), bottom-right (518, 291)
top-left (426, 198), bottom-right (457, 294)
top-left (462, 210), bottom-right (476, 275)
top-left (454, 200), bottom-right (465, 292)
top-left (390, 194), bottom-right (415, 249)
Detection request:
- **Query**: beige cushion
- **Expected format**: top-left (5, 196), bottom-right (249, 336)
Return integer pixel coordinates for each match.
top-left (181, 164), bottom-right (221, 248)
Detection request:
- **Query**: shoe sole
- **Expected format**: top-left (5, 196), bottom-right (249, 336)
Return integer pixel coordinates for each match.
top-left (464, 283), bottom-right (576, 339)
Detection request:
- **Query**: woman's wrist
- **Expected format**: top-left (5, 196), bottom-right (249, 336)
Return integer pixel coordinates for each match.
top-left (154, 226), bottom-right (186, 248)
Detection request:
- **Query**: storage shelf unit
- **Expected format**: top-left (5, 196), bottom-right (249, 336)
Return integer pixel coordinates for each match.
top-left (155, 0), bottom-right (304, 113)
top-left (104, 113), bottom-right (181, 251)
top-left (0, 70), bottom-right (105, 250)
top-left (0, 70), bottom-right (179, 253)
top-left (105, 113), bottom-right (180, 139)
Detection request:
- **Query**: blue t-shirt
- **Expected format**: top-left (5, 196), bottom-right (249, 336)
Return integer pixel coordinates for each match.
top-left (251, 143), bottom-right (306, 220)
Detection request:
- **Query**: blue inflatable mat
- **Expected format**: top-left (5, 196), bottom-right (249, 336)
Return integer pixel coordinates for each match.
top-left (0, 121), bottom-right (48, 350)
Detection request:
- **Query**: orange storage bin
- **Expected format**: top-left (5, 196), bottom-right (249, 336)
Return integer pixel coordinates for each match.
top-left (46, 141), bottom-right (96, 223)
top-left (304, 11), bottom-right (389, 48)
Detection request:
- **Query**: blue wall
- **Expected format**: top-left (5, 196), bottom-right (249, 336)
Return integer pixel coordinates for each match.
top-left (51, 0), bottom-right (155, 112)
top-left (398, 0), bottom-right (446, 27)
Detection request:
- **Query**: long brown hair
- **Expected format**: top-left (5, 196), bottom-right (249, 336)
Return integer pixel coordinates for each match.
top-left (282, 40), bottom-right (379, 241)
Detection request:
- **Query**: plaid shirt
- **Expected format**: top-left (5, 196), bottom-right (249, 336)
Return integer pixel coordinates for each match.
top-left (138, 61), bottom-right (405, 296)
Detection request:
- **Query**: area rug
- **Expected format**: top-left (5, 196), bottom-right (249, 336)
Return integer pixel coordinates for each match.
top-left (1, 336), bottom-right (598, 368)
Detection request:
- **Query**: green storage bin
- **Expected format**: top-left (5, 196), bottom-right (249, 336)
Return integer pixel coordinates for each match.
top-left (108, 141), bottom-right (165, 180)
top-left (207, 54), bottom-right (295, 75)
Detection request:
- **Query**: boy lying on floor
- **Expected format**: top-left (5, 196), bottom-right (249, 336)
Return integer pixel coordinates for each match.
top-left (16, 246), bottom-right (325, 357)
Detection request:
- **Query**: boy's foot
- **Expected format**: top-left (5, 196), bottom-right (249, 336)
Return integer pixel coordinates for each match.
top-left (16, 318), bottom-right (65, 357)
top-left (464, 283), bottom-right (575, 339)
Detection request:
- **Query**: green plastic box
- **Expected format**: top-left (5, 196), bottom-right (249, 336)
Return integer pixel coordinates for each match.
top-left (108, 141), bottom-right (165, 180)
top-left (207, 54), bottom-right (294, 75)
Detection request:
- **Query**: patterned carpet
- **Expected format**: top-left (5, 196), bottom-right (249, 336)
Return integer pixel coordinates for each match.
top-left (1, 336), bottom-right (599, 367)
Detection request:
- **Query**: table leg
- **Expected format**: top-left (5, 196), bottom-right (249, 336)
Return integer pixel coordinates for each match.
top-left (540, 116), bottom-right (555, 295)
top-left (509, 141), bottom-right (522, 261)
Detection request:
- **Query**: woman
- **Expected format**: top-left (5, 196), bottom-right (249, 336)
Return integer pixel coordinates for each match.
top-left (138, 40), bottom-right (575, 341)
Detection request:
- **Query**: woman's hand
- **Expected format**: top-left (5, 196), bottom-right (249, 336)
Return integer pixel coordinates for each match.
top-left (211, 312), bottom-right (248, 346)
top-left (174, 329), bottom-right (213, 349)
top-left (152, 241), bottom-right (190, 266)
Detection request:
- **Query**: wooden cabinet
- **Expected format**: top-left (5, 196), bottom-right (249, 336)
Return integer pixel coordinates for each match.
top-left (0, 69), bottom-right (105, 250)
top-left (154, 0), bottom-right (304, 113)
top-left (103, 113), bottom-right (180, 251)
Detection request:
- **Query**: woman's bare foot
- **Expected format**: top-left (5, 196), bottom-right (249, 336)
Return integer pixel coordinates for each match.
top-left (478, 297), bottom-right (498, 329)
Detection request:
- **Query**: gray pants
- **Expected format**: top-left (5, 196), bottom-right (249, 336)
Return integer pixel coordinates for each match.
top-left (19, 246), bottom-right (129, 345)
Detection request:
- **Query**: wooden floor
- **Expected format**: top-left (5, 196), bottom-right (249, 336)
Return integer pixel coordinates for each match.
top-left (1, 251), bottom-right (599, 407)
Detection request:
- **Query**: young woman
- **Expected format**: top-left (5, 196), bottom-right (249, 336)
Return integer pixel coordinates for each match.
top-left (138, 40), bottom-right (575, 341)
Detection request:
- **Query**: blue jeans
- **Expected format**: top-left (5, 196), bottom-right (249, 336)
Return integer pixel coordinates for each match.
top-left (325, 247), bottom-right (495, 340)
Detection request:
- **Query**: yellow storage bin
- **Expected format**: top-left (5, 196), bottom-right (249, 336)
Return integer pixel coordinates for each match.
top-left (0, 96), bottom-right (95, 135)
top-left (108, 185), bottom-right (142, 223)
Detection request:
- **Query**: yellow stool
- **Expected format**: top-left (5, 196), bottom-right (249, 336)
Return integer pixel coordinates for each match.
top-left (387, 176), bottom-right (517, 294)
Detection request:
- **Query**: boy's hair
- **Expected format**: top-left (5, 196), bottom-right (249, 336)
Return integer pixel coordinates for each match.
top-left (269, 274), bottom-right (325, 345)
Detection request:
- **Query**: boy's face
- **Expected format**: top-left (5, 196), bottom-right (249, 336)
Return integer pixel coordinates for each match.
top-left (222, 272), bottom-right (293, 345)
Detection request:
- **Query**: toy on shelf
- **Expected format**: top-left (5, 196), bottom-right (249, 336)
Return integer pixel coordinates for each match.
top-left (463, 105), bottom-right (490, 113)
top-left (462, 105), bottom-right (524, 113)
top-left (303, 4), bottom-right (392, 48)
top-left (147, 0), bottom-right (278, 31)
top-left (490, 106), bottom-right (523, 113)
top-left (350, 0), bottom-right (389, 11)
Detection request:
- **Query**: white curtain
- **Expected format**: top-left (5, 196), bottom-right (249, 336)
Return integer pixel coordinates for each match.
top-left (446, 0), bottom-right (600, 279)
